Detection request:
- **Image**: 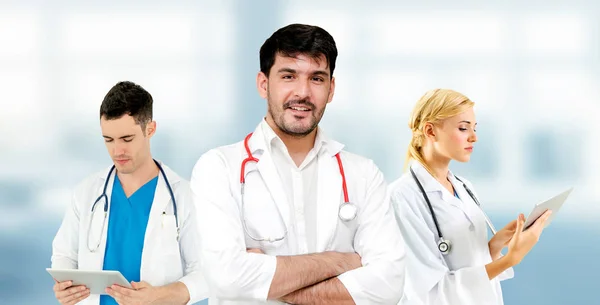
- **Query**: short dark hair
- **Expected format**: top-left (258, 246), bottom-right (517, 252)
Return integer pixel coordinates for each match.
top-left (99, 81), bottom-right (153, 129)
top-left (259, 23), bottom-right (338, 78)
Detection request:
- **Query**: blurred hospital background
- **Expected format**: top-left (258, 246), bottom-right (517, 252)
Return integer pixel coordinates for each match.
top-left (0, 0), bottom-right (598, 304)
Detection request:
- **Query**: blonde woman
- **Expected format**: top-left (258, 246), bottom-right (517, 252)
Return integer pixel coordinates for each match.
top-left (389, 89), bottom-right (552, 305)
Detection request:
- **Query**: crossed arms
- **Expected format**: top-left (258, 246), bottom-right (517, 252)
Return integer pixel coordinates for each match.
top-left (191, 151), bottom-right (406, 304)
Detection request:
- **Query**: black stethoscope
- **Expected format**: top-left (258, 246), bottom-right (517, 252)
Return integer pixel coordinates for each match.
top-left (87, 159), bottom-right (179, 252)
top-left (239, 132), bottom-right (358, 243)
top-left (410, 167), bottom-right (497, 255)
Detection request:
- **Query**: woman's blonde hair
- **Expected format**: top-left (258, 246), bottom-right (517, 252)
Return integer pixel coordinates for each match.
top-left (404, 89), bottom-right (475, 174)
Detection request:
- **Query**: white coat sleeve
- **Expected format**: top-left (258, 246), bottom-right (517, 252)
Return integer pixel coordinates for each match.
top-left (391, 190), bottom-right (499, 305)
top-left (336, 161), bottom-right (406, 305)
top-left (176, 182), bottom-right (210, 304)
top-left (190, 150), bottom-right (277, 301)
top-left (51, 188), bottom-right (81, 270)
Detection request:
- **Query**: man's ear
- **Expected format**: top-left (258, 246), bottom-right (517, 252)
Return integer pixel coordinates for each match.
top-left (145, 121), bottom-right (156, 138)
top-left (257, 71), bottom-right (268, 99)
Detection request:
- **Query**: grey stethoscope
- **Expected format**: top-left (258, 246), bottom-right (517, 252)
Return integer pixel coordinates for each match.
top-left (240, 132), bottom-right (358, 243)
top-left (86, 159), bottom-right (179, 252)
top-left (410, 167), bottom-right (497, 255)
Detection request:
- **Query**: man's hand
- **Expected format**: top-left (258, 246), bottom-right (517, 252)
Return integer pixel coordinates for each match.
top-left (53, 280), bottom-right (90, 305)
top-left (247, 248), bottom-right (264, 254)
top-left (106, 281), bottom-right (161, 305)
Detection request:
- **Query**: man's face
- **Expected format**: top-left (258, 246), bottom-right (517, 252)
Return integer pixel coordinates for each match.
top-left (100, 114), bottom-right (155, 174)
top-left (258, 53), bottom-right (336, 137)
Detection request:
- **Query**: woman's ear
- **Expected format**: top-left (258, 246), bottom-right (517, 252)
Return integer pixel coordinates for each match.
top-left (424, 122), bottom-right (436, 140)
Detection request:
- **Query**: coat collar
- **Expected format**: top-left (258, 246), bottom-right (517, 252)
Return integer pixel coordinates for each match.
top-left (246, 119), bottom-right (344, 158)
top-left (409, 160), bottom-right (463, 203)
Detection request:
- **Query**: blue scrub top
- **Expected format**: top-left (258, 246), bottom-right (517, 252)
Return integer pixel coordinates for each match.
top-left (100, 174), bottom-right (158, 305)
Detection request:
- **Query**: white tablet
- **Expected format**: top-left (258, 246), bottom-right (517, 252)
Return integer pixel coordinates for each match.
top-left (523, 187), bottom-right (573, 231)
top-left (47, 268), bottom-right (132, 295)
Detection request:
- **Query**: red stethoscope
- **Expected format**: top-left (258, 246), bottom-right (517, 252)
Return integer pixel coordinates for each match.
top-left (240, 132), bottom-right (358, 243)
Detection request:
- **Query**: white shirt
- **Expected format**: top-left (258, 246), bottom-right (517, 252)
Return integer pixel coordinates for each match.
top-left (260, 120), bottom-right (324, 253)
top-left (389, 161), bottom-right (513, 305)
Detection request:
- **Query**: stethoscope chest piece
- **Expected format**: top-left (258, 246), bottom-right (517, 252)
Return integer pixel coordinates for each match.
top-left (438, 238), bottom-right (452, 255)
top-left (339, 202), bottom-right (358, 222)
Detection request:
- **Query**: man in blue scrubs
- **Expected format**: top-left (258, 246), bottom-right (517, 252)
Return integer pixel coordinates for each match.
top-left (51, 81), bottom-right (208, 305)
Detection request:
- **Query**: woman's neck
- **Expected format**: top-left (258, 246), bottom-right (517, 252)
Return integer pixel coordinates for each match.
top-left (421, 145), bottom-right (452, 183)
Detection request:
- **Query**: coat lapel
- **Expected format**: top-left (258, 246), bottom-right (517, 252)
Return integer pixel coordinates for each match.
top-left (315, 152), bottom-right (344, 252)
top-left (411, 161), bottom-right (476, 225)
top-left (411, 161), bottom-right (461, 208)
top-left (141, 161), bottom-right (178, 274)
top-left (250, 135), bottom-right (292, 238)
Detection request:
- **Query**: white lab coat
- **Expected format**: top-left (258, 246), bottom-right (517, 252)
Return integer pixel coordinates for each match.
top-left (51, 161), bottom-right (209, 305)
top-left (389, 161), bottom-right (514, 305)
top-left (190, 122), bottom-right (406, 305)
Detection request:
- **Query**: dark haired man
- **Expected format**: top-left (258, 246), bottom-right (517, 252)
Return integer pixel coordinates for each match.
top-left (51, 81), bottom-right (208, 305)
top-left (191, 24), bottom-right (406, 305)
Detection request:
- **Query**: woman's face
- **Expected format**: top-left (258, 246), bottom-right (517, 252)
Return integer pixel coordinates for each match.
top-left (429, 107), bottom-right (478, 163)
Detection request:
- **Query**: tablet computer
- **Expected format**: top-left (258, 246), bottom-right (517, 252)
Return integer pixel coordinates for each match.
top-left (47, 268), bottom-right (132, 295)
top-left (523, 187), bottom-right (573, 231)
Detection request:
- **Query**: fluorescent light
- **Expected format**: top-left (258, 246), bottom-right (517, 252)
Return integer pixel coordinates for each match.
top-left (192, 12), bottom-right (235, 57)
top-left (522, 14), bottom-right (588, 56)
top-left (0, 68), bottom-right (39, 118)
top-left (369, 12), bottom-right (506, 56)
top-left (0, 12), bottom-right (38, 56)
top-left (525, 69), bottom-right (598, 119)
top-left (444, 70), bottom-right (508, 113)
top-left (0, 68), bottom-right (47, 154)
top-left (60, 13), bottom-right (194, 55)
top-left (366, 70), bottom-right (429, 110)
